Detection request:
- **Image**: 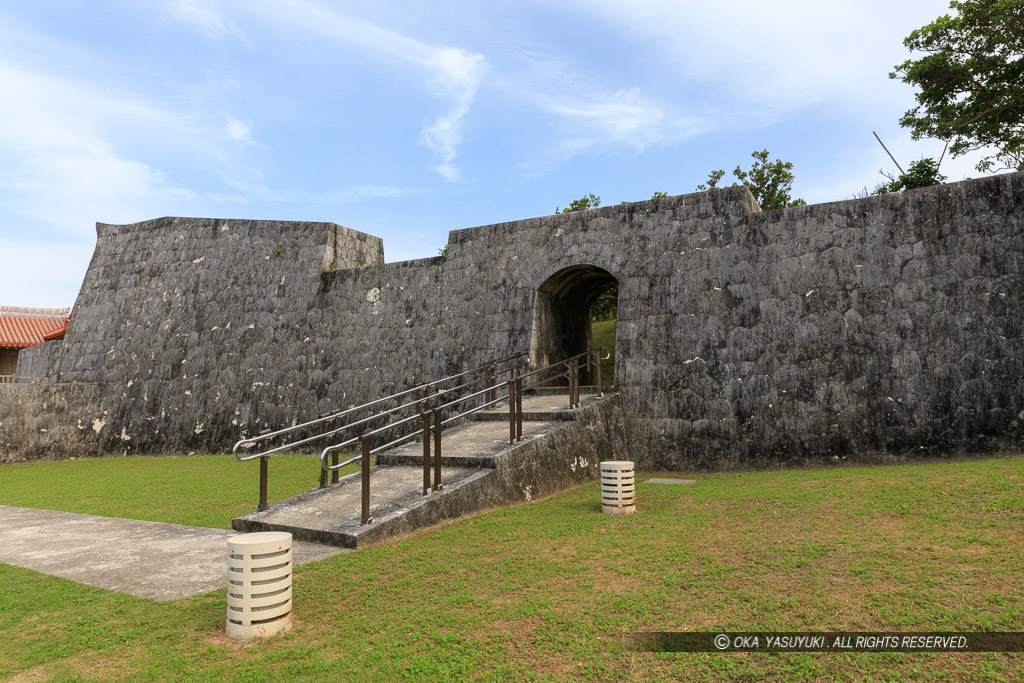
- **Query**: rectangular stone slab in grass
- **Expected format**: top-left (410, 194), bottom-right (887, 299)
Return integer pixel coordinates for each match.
top-left (645, 478), bottom-right (696, 485)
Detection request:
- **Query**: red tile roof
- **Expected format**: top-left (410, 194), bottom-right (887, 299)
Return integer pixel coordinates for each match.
top-left (0, 306), bottom-right (72, 349)
top-left (42, 318), bottom-right (70, 341)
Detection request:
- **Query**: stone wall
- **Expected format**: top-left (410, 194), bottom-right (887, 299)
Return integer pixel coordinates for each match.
top-left (15, 340), bottom-right (62, 381)
top-left (0, 383), bottom-right (115, 462)
top-left (1, 173), bottom-right (1022, 467)
top-left (435, 174), bottom-right (1023, 467)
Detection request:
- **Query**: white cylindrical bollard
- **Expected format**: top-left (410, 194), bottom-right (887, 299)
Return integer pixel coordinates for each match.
top-left (600, 461), bottom-right (636, 515)
top-left (226, 531), bottom-right (294, 640)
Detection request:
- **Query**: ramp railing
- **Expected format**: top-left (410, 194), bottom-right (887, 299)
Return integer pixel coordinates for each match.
top-left (232, 353), bottom-right (527, 510)
top-left (318, 347), bottom-right (610, 525)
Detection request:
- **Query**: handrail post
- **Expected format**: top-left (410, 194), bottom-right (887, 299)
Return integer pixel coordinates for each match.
top-left (568, 359), bottom-right (574, 408)
top-left (421, 411), bottom-right (431, 495)
top-left (595, 349), bottom-right (604, 397)
top-left (319, 462), bottom-right (329, 489)
top-left (258, 456), bottom-right (268, 511)
top-left (331, 452), bottom-right (339, 485)
top-left (433, 408), bottom-right (442, 489)
top-left (575, 358), bottom-right (582, 407)
top-left (514, 357), bottom-right (523, 442)
top-left (515, 376), bottom-right (523, 442)
top-left (507, 379), bottom-right (516, 444)
top-left (361, 436), bottom-right (371, 524)
top-left (573, 360), bottom-right (581, 409)
top-left (574, 358), bottom-right (581, 408)
top-left (567, 359), bottom-right (575, 409)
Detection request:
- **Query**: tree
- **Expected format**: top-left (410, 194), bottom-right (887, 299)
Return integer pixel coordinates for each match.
top-left (697, 149), bottom-right (806, 210)
top-left (873, 157), bottom-right (948, 194)
top-left (556, 193), bottom-right (600, 214)
top-left (891, 0), bottom-right (1024, 172)
top-left (621, 191), bottom-right (669, 205)
top-left (590, 288), bottom-right (618, 322)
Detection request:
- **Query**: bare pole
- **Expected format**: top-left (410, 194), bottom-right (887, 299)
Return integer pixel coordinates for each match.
top-left (873, 131), bottom-right (905, 175)
top-left (937, 140), bottom-right (950, 169)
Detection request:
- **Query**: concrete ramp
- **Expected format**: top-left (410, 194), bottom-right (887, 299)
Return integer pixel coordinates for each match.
top-left (232, 392), bottom-right (625, 548)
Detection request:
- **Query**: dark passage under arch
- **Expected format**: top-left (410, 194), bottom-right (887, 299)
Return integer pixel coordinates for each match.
top-left (530, 264), bottom-right (618, 386)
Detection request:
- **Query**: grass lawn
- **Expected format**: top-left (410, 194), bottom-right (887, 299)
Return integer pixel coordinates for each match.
top-left (1, 454), bottom-right (1022, 681)
top-left (0, 454), bottom-right (357, 529)
top-left (591, 318), bottom-right (616, 388)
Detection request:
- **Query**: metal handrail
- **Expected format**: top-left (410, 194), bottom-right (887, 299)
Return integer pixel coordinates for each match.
top-left (321, 346), bottom-right (610, 474)
top-left (235, 352), bottom-right (528, 511)
top-left (321, 346), bottom-right (611, 469)
top-left (324, 347), bottom-right (612, 528)
top-left (520, 347), bottom-right (607, 383)
top-left (238, 347), bottom-right (611, 516)
top-left (231, 351), bottom-right (526, 460)
top-left (319, 381), bottom-right (513, 469)
top-left (439, 394), bottom-right (508, 427)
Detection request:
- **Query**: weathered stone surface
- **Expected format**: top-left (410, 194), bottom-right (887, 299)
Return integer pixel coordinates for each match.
top-left (2, 173), bottom-right (1023, 469)
top-left (14, 340), bottom-right (61, 381)
top-left (0, 383), bottom-right (115, 462)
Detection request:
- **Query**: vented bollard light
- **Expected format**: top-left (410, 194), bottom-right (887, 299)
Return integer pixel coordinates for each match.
top-left (226, 531), bottom-right (294, 640)
top-left (600, 461), bottom-right (636, 515)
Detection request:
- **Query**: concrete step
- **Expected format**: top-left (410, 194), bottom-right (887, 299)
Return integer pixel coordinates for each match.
top-left (376, 418), bottom-right (563, 467)
top-left (233, 464), bottom-right (493, 548)
top-left (233, 392), bottom-right (624, 550)
top-left (526, 385), bottom-right (608, 396)
top-left (471, 392), bottom-right (605, 422)
top-left (234, 418), bottom-right (567, 547)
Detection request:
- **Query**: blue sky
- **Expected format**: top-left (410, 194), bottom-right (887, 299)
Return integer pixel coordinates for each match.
top-left (0, 0), bottom-right (999, 307)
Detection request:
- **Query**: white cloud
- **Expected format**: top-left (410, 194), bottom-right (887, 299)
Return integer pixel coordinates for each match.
top-left (550, 0), bottom-right (951, 113)
top-left (225, 181), bottom-right (425, 204)
top-left (224, 116), bottom-right (253, 144)
top-left (551, 89), bottom-right (705, 149)
top-left (506, 77), bottom-right (708, 171)
top-left (169, 0), bottom-right (249, 43)
top-left (419, 47), bottom-right (487, 181)
top-left (0, 61), bottom-right (198, 235)
top-left (224, 0), bottom-right (487, 181)
top-left (420, 97), bottom-right (474, 182)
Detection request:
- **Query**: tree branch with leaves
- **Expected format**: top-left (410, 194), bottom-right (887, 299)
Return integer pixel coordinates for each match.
top-left (556, 193), bottom-right (600, 214)
top-left (891, 0), bottom-right (1024, 172)
top-left (697, 150), bottom-right (806, 210)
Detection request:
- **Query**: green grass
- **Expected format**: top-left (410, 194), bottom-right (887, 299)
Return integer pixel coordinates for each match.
top-left (591, 318), bottom-right (616, 387)
top-left (0, 454), bottom-right (358, 529)
top-left (2, 455), bottom-right (1023, 680)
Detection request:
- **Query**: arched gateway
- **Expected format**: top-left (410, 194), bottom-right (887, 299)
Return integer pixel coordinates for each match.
top-left (530, 264), bottom-right (618, 387)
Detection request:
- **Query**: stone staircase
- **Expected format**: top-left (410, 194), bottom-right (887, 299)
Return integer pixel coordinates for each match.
top-left (232, 388), bottom-right (621, 548)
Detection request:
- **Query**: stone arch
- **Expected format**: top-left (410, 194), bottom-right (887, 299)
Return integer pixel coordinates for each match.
top-left (529, 264), bottom-right (619, 386)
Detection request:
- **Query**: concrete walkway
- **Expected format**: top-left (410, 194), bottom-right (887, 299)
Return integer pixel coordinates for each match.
top-left (0, 505), bottom-right (346, 601)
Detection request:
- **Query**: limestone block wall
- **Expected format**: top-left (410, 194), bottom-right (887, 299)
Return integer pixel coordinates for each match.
top-left (14, 340), bottom-right (62, 381)
top-left (437, 174), bottom-right (1023, 468)
top-left (1, 173), bottom-right (1022, 467)
top-left (11, 217), bottom-right (385, 455)
top-left (0, 383), bottom-right (115, 462)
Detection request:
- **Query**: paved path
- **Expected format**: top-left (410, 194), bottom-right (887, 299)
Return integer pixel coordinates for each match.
top-left (0, 505), bottom-right (346, 601)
